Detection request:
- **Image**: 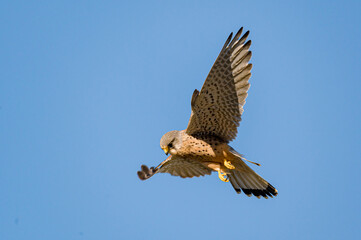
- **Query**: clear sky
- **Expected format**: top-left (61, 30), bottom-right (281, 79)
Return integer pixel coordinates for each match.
top-left (1, 1), bottom-right (361, 239)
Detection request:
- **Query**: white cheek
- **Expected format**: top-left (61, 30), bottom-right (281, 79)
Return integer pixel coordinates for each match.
top-left (170, 149), bottom-right (177, 155)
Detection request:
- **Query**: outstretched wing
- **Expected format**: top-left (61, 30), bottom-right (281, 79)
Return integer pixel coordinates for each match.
top-left (137, 155), bottom-right (212, 180)
top-left (186, 27), bottom-right (252, 142)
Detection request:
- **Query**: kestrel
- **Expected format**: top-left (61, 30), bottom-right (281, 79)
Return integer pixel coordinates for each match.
top-left (137, 28), bottom-right (278, 198)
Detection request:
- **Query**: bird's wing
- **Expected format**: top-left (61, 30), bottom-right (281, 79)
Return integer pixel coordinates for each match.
top-left (186, 28), bottom-right (252, 142)
top-left (137, 155), bottom-right (212, 180)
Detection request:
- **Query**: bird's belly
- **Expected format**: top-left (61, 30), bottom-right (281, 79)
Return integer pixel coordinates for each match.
top-left (179, 142), bottom-right (229, 162)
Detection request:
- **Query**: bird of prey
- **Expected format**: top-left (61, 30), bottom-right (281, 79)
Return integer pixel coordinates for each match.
top-left (137, 27), bottom-right (278, 199)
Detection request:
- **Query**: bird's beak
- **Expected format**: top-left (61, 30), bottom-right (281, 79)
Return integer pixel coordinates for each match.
top-left (162, 146), bottom-right (169, 155)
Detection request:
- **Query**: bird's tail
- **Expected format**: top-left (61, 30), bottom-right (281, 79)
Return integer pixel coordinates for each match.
top-left (227, 153), bottom-right (278, 198)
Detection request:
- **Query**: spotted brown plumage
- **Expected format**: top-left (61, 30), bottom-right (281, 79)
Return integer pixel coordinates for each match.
top-left (187, 28), bottom-right (252, 142)
top-left (137, 27), bottom-right (278, 198)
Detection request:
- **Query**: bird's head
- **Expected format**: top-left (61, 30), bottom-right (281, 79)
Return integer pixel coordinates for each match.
top-left (160, 130), bottom-right (182, 155)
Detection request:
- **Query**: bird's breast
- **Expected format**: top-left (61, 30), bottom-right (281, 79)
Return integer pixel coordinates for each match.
top-left (178, 133), bottom-right (229, 162)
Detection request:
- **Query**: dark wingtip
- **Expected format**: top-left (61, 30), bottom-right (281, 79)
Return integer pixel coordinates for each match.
top-left (236, 27), bottom-right (243, 37)
top-left (141, 165), bottom-right (149, 174)
top-left (239, 30), bottom-right (250, 45)
top-left (244, 39), bottom-right (252, 48)
top-left (222, 32), bottom-right (233, 50)
top-left (137, 165), bottom-right (156, 180)
top-left (137, 171), bottom-right (147, 180)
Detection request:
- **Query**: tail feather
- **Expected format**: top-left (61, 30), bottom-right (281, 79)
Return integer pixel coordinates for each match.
top-left (231, 171), bottom-right (252, 197)
top-left (228, 172), bottom-right (242, 194)
top-left (228, 158), bottom-right (278, 199)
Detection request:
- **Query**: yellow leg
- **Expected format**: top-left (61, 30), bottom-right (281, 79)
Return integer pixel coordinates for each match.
top-left (218, 170), bottom-right (229, 182)
top-left (224, 159), bottom-right (235, 169)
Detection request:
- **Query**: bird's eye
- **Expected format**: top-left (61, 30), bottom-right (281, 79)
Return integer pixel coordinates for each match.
top-left (168, 143), bottom-right (173, 148)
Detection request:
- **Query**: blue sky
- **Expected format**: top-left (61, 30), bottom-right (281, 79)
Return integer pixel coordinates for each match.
top-left (1, 1), bottom-right (361, 239)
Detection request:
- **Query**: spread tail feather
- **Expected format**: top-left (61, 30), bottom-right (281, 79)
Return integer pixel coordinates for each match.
top-left (228, 158), bottom-right (278, 199)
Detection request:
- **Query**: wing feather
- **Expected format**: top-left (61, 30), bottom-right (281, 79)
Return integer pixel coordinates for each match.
top-left (186, 28), bottom-right (253, 142)
top-left (157, 155), bottom-right (212, 178)
top-left (137, 155), bottom-right (212, 180)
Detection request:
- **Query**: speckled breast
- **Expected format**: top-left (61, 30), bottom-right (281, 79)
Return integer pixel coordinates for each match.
top-left (178, 131), bottom-right (229, 162)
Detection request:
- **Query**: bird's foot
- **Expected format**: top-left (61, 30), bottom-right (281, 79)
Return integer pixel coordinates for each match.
top-left (224, 159), bottom-right (235, 169)
top-left (218, 170), bottom-right (229, 182)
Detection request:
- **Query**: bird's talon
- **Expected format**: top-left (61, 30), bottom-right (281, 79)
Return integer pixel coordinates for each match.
top-left (224, 159), bottom-right (235, 169)
top-left (218, 170), bottom-right (229, 182)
